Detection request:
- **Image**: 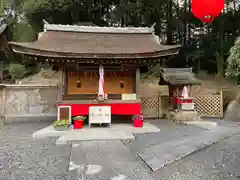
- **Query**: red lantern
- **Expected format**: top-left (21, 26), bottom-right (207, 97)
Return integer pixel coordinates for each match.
top-left (191, 0), bottom-right (224, 23)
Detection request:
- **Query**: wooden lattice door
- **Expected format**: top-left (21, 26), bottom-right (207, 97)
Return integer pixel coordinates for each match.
top-left (57, 106), bottom-right (71, 123)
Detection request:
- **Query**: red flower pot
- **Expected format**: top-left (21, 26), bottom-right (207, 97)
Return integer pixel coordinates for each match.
top-left (133, 119), bottom-right (143, 128)
top-left (73, 120), bottom-right (84, 129)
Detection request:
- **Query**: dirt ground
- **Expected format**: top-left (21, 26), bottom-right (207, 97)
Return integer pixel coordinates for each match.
top-left (140, 75), bottom-right (238, 98)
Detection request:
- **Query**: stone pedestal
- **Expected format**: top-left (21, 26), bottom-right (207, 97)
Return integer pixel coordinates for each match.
top-left (167, 111), bottom-right (200, 121)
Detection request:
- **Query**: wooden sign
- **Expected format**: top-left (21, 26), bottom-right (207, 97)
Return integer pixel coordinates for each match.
top-left (121, 94), bottom-right (137, 100)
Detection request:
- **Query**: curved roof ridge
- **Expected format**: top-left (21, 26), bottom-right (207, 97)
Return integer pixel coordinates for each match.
top-left (44, 23), bottom-right (154, 34)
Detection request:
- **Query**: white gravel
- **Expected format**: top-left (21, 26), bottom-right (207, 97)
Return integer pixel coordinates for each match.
top-left (0, 122), bottom-right (71, 180)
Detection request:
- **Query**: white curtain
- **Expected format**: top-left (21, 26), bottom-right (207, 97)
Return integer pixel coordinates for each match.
top-left (181, 86), bottom-right (189, 98)
top-left (98, 64), bottom-right (107, 98)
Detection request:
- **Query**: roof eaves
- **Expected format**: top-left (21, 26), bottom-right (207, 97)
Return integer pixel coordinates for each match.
top-left (9, 41), bottom-right (180, 58)
top-left (160, 68), bottom-right (202, 85)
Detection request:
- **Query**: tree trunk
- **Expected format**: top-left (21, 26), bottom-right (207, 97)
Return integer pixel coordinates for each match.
top-left (166, 0), bottom-right (173, 45)
top-left (216, 52), bottom-right (224, 78)
top-left (197, 58), bottom-right (200, 74)
top-left (187, 1), bottom-right (191, 42)
top-left (176, 0), bottom-right (182, 43)
top-left (121, 17), bottom-right (125, 27)
top-left (183, 0), bottom-right (187, 45)
top-left (216, 16), bottom-right (224, 78)
top-left (233, 0), bottom-right (237, 37)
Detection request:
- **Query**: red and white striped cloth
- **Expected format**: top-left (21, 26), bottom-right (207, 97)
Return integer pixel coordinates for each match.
top-left (98, 65), bottom-right (107, 99)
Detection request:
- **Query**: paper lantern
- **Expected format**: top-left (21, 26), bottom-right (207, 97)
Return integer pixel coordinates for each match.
top-left (191, 0), bottom-right (224, 23)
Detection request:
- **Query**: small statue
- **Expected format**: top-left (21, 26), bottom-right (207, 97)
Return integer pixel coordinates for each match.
top-left (77, 80), bottom-right (81, 88)
top-left (120, 80), bottom-right (124, 88)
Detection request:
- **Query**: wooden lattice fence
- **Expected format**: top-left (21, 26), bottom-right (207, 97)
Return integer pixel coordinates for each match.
top-left (141, 92), bottom-right (223, 118)
top-left (141, 97), bottom-right (161, 118)
top-left (194, 94), bottom-right (223, 118)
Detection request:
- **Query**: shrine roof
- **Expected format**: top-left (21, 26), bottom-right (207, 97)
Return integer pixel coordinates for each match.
top-left (9, 23), bottom-right (181, 59)
top-left (159, 68), bottom-right (202, 85)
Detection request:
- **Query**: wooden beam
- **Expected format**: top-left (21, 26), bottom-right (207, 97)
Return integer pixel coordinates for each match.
top-left (136, 66), bottom-right (140, 99)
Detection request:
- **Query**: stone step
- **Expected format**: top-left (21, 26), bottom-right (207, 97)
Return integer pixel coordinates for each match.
top-left (56, 129), bottom-right (135, 145)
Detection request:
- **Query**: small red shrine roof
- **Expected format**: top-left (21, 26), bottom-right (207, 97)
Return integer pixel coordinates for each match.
top-left (9, 24), bottom-right (181, 59)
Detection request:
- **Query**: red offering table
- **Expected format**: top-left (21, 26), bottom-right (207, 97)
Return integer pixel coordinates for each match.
top-left (57, 100), bottom-right (141, 116)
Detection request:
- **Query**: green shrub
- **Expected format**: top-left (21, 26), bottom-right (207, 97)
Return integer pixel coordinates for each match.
top-left (53, 119), bottom-right (69, 128)
top-left (72, 116), bottom-right (86, 121)
top-left (9, 63), bottom-right (26, 81)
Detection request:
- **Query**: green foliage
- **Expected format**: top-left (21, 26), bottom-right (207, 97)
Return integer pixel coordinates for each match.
top-left (53, 119), bottom-right (69, 128)
top-left (5, 17), bottom-right (39, 79)
top-left (0, 0), bottom-right (9, 14)
top-left (226, 37), bottom-right (240, 77)
top-left (9, 63), bottom-right (26, 80)
top-left (11, 19), bottom-right (37, 42)
top-left (23, 0), bottom-right (86, 25)
top-left (3, 0), bottom-right (240, 77)
top-left (72, 116), bottom-right (86, 121)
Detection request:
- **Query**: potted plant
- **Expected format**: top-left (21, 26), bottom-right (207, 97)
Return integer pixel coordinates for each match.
top-left (53, 119), bottom-right (70, 131)
top-left (132, 114), bottom-right (144, 128)
top-left (72, 116), bottom-right (86, 129)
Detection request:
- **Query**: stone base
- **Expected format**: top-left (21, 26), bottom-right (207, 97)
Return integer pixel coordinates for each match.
top-left (33, 123), bottom-right (160, 142)
top-left (167, 111), bottom-right (200, 121)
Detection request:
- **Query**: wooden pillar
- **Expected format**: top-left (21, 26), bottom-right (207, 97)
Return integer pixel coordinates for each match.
top-left (220, 89), bottom-right (223, 118)
top-left (58, 68), bottom-right (65, 101)
top-left (136, 66), bottom-right (140, 100)
top-left (189, 85), bottom-right (192, 96)
top-left (63, 68), bottom-right (66, 98)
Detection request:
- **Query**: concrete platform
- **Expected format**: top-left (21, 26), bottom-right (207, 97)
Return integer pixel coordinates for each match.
top-left (32, 125), bottom-right (72, 140)
top-left (32, 123), bottom-right (160, 143)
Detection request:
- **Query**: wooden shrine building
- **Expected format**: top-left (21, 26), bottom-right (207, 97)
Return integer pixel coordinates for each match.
top-left (158, 68), bottom-right (202, 110)
top-left (9, 23), bottom-right (181, 121)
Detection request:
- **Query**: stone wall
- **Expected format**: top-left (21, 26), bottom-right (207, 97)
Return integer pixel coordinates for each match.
top-left (0, 85), bottom-right (59, 120)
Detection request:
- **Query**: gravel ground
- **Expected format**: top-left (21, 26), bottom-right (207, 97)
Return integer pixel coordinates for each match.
top-left (1, 120), bottom-right (240, 180)
top-left (152, 133), bottom-right (240, 180)
top-left (0, 122), bottom-right (71, 180)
